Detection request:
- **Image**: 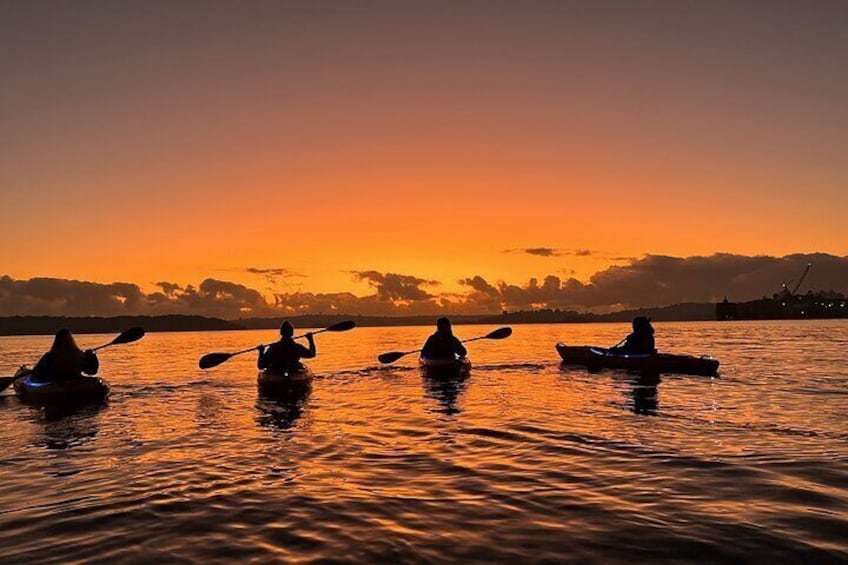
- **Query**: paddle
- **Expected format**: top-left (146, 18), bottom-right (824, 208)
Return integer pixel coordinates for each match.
top-left (0, 327), bottom-right (145, 394)
top-left (377, 326), bottom-right (513, 365)
top-left (198, 320), bottom-right (356, 369)
top-left (0, 376), bottom-right (13, 394)
top-left (91, 327), bottom-right (146, 351)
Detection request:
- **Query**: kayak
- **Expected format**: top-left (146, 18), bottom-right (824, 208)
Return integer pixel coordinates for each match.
top-left (257, 364), bottom-right (314, 393)
top-left (556, 343), bottom-right (719, 376)
top-left (13, 367), bottom-right (110, 405)
top-left (420, 357), bottom-right (472, 379)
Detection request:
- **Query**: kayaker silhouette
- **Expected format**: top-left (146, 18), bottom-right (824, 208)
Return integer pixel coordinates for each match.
top-left (32, 329), bottom-right (99, 381)
top-left (257, 321), bottom-right (316, 371)
top-left (421, 317), bottom-right (468, 360)
top-left (609, 317), bottom-right (656, 355)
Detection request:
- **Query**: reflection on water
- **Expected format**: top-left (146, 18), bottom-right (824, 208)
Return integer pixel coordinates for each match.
top-left (256, 382), bottom-right (312, 432)
top-left (28, 403), bottom-right (106, 451)
top-left (629, 372), bottom-right (661, 415)
top-left (1, 321), bottom-right (847, 562)
top-left (422, 372), bottom-right (469, 416)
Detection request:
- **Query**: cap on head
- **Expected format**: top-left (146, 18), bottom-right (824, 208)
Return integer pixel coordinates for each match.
top-left (436, 317), bottom-right (451, 332)
top-left (280, 321), bottom-right (294, 337)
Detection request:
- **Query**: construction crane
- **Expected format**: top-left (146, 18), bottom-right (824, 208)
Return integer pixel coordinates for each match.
top-left (780, 263), bottom-right (812, 298)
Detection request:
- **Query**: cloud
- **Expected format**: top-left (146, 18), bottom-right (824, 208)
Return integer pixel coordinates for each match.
top-left (0, 276), bottom-right (150, 317)
top-left (2, 253), bottom-right (847, 318)
top-left (467, 252), bottom-right (848, 312)
top-left (155, 281), bottom-right (183, 296)
top-left (171, 279), bottom-right (275, 318)
top-left (503, 248), bottom-right (595, 257)
top-left (524, 247), bottom-right (561, 257)
top-left (244, 267), bottom-right (303, 286)
top-left (460, 276), bottom-right (498, 295)
top-left (351, 271), bottom-right (440, 302)
top-left (458, 276), bottom-right (503, 313)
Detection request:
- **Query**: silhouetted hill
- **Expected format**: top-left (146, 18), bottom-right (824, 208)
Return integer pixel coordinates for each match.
top-left (238, 303), bottom-right (716, 329)
top-left (595, 302), bottom-right (717, 322)
top-left (238, 314), bottom-right (493, 329)
top-left (0, 315), bottom-right (242, 336)
top-left (0, 303), bottom-right (723, 337)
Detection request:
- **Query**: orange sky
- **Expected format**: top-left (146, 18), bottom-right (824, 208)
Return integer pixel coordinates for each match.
top-left (2, 2), bottom-right (846, 299)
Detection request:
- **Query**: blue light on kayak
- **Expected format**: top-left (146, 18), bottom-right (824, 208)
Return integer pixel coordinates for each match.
top-left (22, 377), bottom-right (52, 387)
top-left (589, 348), bottom-right (651, 359)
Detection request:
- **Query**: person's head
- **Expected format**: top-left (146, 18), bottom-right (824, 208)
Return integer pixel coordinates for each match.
top-left (436, 317), bottom-right (452, 335)
top-left (280, 321), bottom-right (294, 338)
top-left (51, 328), bottom-right (81, 353)
top-left (632, 316), bottom-right (654, 335)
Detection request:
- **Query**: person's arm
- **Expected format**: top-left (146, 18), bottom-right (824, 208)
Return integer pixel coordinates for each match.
top-left (454, 337), bottom-right (467, 358)
top-left (300, 333), bottom-right (317, 359)
top-left (646, 335), bottom-right (657, 354)
top-left (609, 334), bottom-right (630, 353)
top-left (257, 344), bottom-right (270, 369)
top-left (33, 352), bottom-right (53, 374)
top-left (421, 335), bottom-right (436, 358)
top-left (81, 350), bottom-right (99, 375)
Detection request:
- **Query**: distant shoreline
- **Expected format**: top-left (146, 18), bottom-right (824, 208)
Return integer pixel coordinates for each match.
top-left (1, 306), bottom-right (846, 337)
top-left (0, 303), bottom-right (716, 336)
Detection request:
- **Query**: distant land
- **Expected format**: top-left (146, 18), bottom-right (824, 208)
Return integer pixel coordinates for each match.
top-left (0, 303), bottom-right (718, 337)
top-left (3, 295), bottom-right (847, 337)
top-left (0, 315), bottom-right (241, 337)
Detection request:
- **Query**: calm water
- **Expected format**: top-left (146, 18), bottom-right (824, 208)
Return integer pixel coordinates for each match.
top-left (1, 321), bottom-right (847, 563)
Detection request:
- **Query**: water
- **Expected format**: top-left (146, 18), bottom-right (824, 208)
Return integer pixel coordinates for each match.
top-left (1, 321), bottom-right (847, 563)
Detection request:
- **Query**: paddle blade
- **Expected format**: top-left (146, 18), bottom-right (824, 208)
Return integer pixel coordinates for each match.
top-left (485, 327), bottom-right (512, 340)
top-left (112, 327), bottom-right (145, 345)
top-left (378, 351), bottom-right (407, 364)
top-left (327, 320), bottom-right (356, 332)
top-left (199, 352), bottom-right (233, 370)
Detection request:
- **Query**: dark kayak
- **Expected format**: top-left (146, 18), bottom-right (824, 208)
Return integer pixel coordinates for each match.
top-left (420, 357), bottom-right (472, 379)
top-left (556, 343), bottom-right (719, 376)
top-left (257, 364), bottom-right (314, 394)
top-left (13, 367), bottom-right (110, 405)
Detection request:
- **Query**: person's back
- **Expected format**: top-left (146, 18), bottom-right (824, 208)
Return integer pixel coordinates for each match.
top-left (258, 321), bottom-right (316, 371)
top-left (621, 317), bottom-right (656, 355)
top-left (624, 331), bottom-right (655, 355)
top-left (33, 329), bottom-right (99, 380)
top-left (421, 317), bottom-right (467, 360)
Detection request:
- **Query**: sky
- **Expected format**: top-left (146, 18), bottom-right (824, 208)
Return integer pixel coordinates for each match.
top-left (1, 1), bottom-right (847, 317)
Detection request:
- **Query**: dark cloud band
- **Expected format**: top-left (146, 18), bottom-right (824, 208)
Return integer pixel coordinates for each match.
top-left (2, 253), bottom-right (846, 318)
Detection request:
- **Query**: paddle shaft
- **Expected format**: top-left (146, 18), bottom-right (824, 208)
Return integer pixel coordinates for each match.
top-left (390, 333), bottom-right (495, 359)
top-left (231, 328), bottom-right (326, 358)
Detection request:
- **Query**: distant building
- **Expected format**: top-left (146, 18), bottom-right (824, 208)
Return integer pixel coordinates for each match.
top-left (716, 297), bottom-right (737, 321)
top-left (716, 292), bottom-right (848, 321)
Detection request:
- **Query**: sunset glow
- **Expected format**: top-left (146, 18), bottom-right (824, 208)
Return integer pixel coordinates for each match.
top-left (2, 2), bottom-right (846, 316)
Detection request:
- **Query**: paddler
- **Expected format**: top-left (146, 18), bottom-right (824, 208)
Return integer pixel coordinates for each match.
top-left (421, 317), bottom-right (467, 360)
top-left (257, 321), bottom-right (316, 370)
top-left (30, 329), bottom-right (100, 380)
top-left (609, 316), bottom-right (656, 355)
